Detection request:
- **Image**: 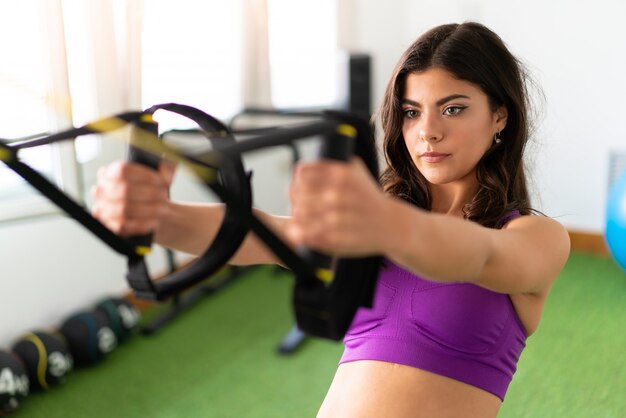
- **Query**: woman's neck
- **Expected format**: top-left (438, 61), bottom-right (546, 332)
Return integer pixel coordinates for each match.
top-left (429, 175), bottom-right (479, 216)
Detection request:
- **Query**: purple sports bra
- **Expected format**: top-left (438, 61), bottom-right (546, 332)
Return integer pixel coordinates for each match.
top-left (340, 213), bottom-right (527, 401)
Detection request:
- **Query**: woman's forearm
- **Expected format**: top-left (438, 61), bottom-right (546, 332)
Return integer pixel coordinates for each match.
top-left (155, 201), bottom-right (291, 266)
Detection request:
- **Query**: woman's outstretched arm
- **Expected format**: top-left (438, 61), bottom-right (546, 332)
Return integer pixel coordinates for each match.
top-left (287, 158), bottom-right (570, 297)
top-left (91, 160), bottom-right (292, 266)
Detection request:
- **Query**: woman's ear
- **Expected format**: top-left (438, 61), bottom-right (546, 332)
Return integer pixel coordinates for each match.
top-left (495, 105), bottom-right (508, 131)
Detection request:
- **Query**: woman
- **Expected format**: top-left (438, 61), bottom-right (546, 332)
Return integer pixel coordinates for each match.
top-left (93, 22), bottom-right (570, 418)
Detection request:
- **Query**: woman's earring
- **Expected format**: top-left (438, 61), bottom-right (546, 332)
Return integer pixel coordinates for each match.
top-left (494, 131), bottom-right (502, 145)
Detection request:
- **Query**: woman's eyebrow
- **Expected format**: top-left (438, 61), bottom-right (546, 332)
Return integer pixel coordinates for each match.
top-left (401, 94), bottom-right (471, 107)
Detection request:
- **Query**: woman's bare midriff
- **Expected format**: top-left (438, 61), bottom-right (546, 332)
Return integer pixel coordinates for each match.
top-left (317, 360), bottom-right (502, 418)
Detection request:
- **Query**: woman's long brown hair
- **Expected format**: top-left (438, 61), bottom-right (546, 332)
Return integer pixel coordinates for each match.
top-left (378, 22), bottom-right (538, 228)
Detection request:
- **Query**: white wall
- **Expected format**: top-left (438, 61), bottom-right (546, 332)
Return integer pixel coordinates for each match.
top-left (2, 0), bottom-right (625, 346)
top-left (338, 0), bottom-right (626, 232)
top-left (0, 216), bottom-right (129, 344)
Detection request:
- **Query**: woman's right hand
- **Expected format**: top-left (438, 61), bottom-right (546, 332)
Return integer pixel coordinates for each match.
top-left (91, 160), bottom-right (176, 237)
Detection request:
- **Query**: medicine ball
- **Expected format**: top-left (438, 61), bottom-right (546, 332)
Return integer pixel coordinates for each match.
top-left (606, 170), bottom-right (626, 271)
top-left (94, 299), bottom-right (124, 342)
top-left (95, 297), bottom-right (140, 343)
top-left (11, 331), bottom-right (73, 391)
top-left (59, 311), bottom-right (117, 367)
top-left (0, 349), bottom-right (29, 415)
top-left (114, 298), bottom-right (141, 335)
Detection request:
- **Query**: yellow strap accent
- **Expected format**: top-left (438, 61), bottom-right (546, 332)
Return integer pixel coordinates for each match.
top-left (315, 268), bottom-right (335, 283)
top-left (337, 124), bottom-right (357, 138)
top-left (23, 333), bottom-right (49, 390)
top-left (128, 118), bottom-right (217, 183)
top-left (139, 113), bottom-right (156, 124)
top-left (86, 115), bottom-right (218, 184)
top-left (135, 246), bottom-right (152, 256)
top-left (0, 148), bottom-right (13, 162)
top-left (86, 116), bottom-right (128, 133)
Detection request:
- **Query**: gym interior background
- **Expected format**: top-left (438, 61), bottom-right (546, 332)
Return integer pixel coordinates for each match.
top-left (1, 0), bottom-right (624, 417)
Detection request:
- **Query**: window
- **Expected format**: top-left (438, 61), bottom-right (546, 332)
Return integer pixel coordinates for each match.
top-left (1, 0), bottom-right (246, 222)
top-left (0, 0), bottom-right (73, 220)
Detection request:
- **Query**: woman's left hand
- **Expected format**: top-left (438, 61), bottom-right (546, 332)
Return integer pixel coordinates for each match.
top-left (287, 157), bottom-right (390, 257)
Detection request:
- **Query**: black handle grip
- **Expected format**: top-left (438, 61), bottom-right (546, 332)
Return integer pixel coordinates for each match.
top-left (124, 103), bottom-right (251, 301)
top-left (127, 114), bottom-right (161, 255)
top-left (297, 124), bottom-right (356, 283)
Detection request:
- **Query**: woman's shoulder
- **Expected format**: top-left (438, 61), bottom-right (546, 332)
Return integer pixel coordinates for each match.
top-left (505, 212), bottom-right (567, 231)
top-left (478, 212), bottom-right (570, 297)
top-left (503, 213), bottom-right (571, 264)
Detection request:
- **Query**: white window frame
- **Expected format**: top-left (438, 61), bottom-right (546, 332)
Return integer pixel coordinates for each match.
top-left (0, 0), bottom-right (81, 222)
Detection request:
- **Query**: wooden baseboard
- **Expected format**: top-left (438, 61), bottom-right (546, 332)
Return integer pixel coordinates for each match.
top-left (125, 293), bottom-right (159, 312)
top-left (568, 230), bottom-right (609, 256)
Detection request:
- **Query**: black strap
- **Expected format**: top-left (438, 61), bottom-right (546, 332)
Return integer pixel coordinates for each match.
top-left (0, 113), bottom-right (144, 257)
top-left (0, 142), bottom-right (135, 257)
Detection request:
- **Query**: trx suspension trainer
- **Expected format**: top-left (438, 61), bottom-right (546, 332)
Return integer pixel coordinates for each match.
top-left (0, 104), bottom-right (381, 341)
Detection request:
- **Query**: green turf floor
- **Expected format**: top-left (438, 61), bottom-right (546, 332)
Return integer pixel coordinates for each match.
top-left (12, 252), bottom-right (626, 417)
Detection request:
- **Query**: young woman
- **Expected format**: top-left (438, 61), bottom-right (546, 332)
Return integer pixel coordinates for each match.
top-left (92, 22), bottom-right (570, 418)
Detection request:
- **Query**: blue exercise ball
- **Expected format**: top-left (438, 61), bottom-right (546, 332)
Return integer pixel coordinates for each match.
top-left (605, 169), bottom-right (626, 271)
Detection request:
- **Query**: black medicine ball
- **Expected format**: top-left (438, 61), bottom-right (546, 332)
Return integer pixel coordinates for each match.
top-left (0, 349), bottom-right (29, 415)
top-left (59, 311), bottom-right (117, 367)
top-left (11, 331), bottom-right (73, 390)
top-left (95, 297), bottom-right (140, 343)
top-left (113, 298), bottom-right (141, 334)
top-left (94, 299), bottom-right (124, 342)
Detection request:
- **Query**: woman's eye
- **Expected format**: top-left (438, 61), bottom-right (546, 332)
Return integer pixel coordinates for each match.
top-left (444, 106), bottom-right (466, 116)
top-left (403, 109), bottom-right (418, 119)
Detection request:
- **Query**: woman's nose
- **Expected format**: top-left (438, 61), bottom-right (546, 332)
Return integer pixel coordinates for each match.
top-left (418, 112), bottom-right (443, 142)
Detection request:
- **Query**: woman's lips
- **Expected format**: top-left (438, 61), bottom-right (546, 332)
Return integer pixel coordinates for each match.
top-left (420, 152), bottom-right (450, 163)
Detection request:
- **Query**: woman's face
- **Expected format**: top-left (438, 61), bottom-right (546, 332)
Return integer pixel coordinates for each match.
top-left (401, 68), bottom-right (507, 187)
